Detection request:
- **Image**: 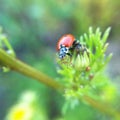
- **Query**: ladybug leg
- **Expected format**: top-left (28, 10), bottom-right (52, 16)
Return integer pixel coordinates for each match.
top-left (69, 40), bottom-right (90, 58)
top-left (69, 40), bottom-right (82, 55)
top-left (66, 53), bottom-right (72, 57)
top-left (66, 53), bottom-right (72, 62)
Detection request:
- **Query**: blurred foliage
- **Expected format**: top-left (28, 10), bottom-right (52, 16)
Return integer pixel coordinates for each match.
top-left (0, 0), bottom-right (119, 54)
top-left (5, 91), bottom-right (48, 120)
top-left (0, 0), bottom-right (120, 120)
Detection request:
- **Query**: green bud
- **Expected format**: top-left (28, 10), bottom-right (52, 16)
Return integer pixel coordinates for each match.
top-left (74, 55), bottom-right (82, 70)
top-left (73, 52), bottom-right (90, 71)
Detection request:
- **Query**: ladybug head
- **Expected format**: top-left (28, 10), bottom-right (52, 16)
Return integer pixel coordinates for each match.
top-left (58, 44), bottom-right (69, 59)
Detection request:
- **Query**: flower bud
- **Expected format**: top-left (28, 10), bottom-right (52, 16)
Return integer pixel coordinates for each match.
top-left (73, 52), bottom-right (90, 71)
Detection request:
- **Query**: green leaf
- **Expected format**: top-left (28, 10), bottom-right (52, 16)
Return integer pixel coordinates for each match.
top-left (102, 27), bottom-right (111, 44)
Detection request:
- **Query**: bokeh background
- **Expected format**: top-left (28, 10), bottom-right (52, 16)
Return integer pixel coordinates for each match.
top-left (0, 0), bottom-right (120, 120)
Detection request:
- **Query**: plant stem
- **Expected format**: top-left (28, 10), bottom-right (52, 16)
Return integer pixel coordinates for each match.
top-left (0, 49), bottom-right (120, 119)
top-left (0, 49), bottom-right (64, 91)
top-left (83, 95), bottom-right (120, 119)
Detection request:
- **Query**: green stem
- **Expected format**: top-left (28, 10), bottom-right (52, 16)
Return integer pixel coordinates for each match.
top-left (0, 49), bottom-right (64, 91)
top-left (83, 95), bottom-right (120, 119)
top-left (0, 49), bottom-right (120, 119)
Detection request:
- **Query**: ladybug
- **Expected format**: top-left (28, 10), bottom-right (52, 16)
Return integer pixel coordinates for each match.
top-left (57, 34), bottom-right (75, 59)
top-left (57, 34), bottom-right (88, 59)
top-left (57, 34), bottom-right (75, 51)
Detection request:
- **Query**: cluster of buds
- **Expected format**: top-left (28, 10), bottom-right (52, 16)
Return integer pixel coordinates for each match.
top-left (56, 34), bottom-right (95, 90)
top-left (72, 51), bottom-right (90, 71)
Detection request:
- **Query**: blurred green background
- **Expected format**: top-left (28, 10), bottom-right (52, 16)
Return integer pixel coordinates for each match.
top-left (0, 0), bottom-right (120, 120)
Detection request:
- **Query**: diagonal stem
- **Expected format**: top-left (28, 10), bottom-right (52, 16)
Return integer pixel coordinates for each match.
top-left (0, 49), bottom-right (120, 119)
top-left (83, 95), bottom-right (120, 119)
top-left (0, 49), bottom-right (64, 91)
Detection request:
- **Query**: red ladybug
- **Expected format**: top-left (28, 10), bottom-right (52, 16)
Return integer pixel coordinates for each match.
top-left (57, 34), bottom-right (75, 51)
top-left (57, 34), bottom-right (75, 59)
top-left (57, 34), bottom-right (88, 59)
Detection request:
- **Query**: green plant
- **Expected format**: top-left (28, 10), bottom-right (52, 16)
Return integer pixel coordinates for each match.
top-left (0, 27), bottom-right (119, 119)
top-left (57, 27), bottom-right (113, 100)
